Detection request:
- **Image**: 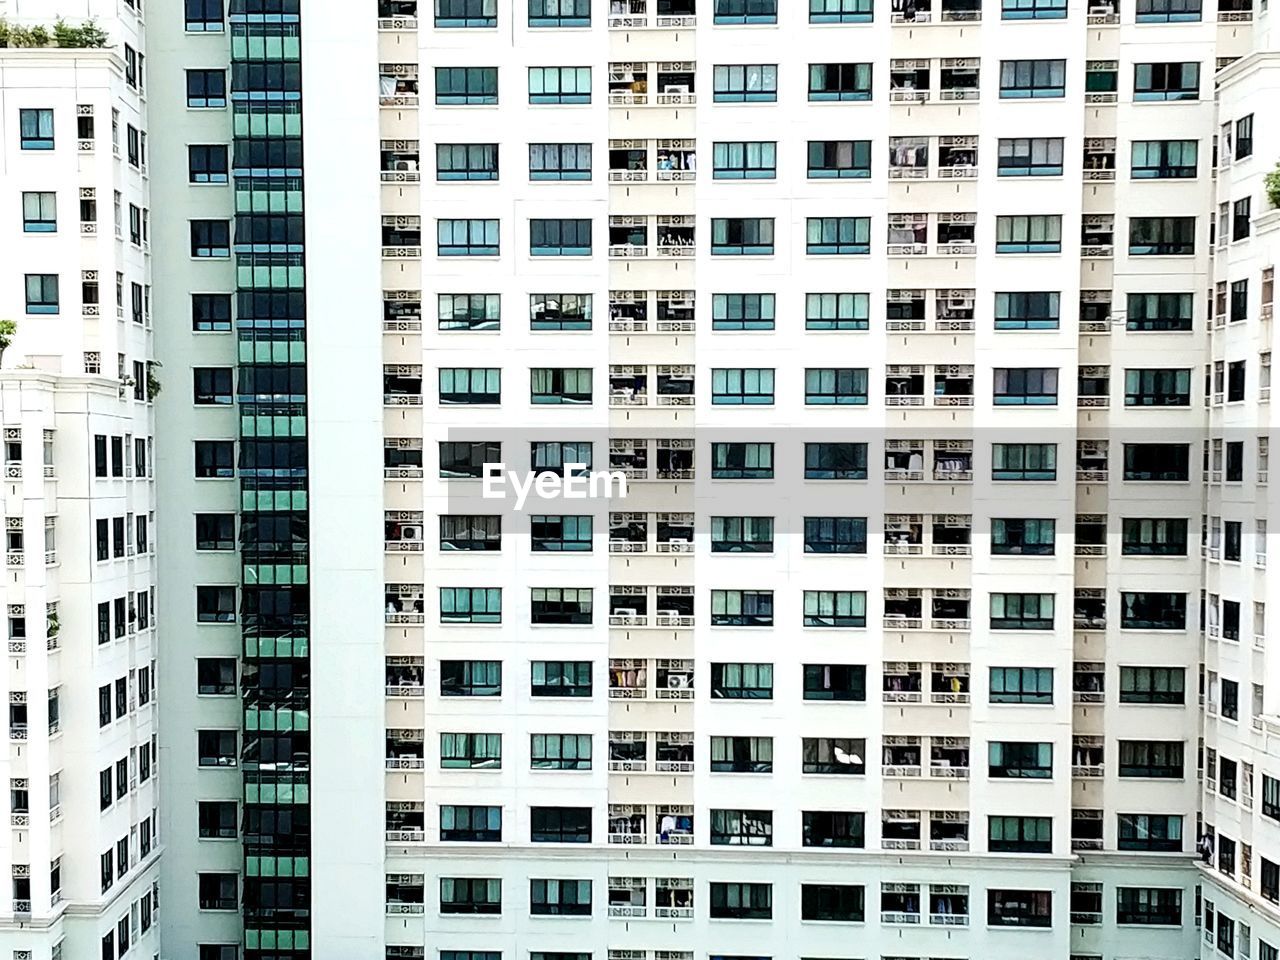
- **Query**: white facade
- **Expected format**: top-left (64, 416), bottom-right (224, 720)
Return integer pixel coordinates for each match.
top-left (0, 3), bottom-right (161, 959)
top-left (37, 1), bottom-right (1279, 960)
top-left (1200, 19), bottom-right (1280, 960)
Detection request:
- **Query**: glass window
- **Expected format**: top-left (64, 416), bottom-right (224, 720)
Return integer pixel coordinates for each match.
top-left (995, 215), bottom-right (1062, 253)
top-left (440, 587), bottom-right (502, 623)
top-left (186, 0), bottom-right (226, 30)
top-left (806, 216), bottom-right (870, 254)
top-left (529, 66), bottom-right (592, 104)
top-left (529, 0), bottom-right (590, 26)
top-left (997, 137), bottom-right (1064, 176)
top-left (186, 70), bottom-right (227, 108)
top-left (1135, 0), bottom-right (1200, 18)
top-left (804, 368), bottom-right (868, 405)
top-left (807, 140), bottom-right (872, 178)
top-left (1124, 368), bottom-right (1191, 406)
top-left (438, 293), bottom-right (500, 331)
top-left (712, 293), bottom-right (775, 330)
top-left (711, 442), bottom-right (774, 478)
top-left (712, 141), bottom-right (777, 180)
top-left (995, 292), bottom-right (1060, 329)
top-left (711, 217), bottom-right (774, 255)
top-left (810, 0), bottom-right (873, 22)
top-left (804, 442), bottom-right (868, 479)
top-left (19, 108), bottom-right (54, 150)
top-left (435, 0), bottom-right (498, 27)
top-left (1119, 666), bottom-right (1185, 703)
top-left (1134, 62), bottom-right (1200, 101)
top-left (437, 218), bottom-right (499, 256)
top-left (711, 368), bottom-right (774, 404)
top-left (1131, 140), bottom-right (1197, 178)
top-left (1129, 217), bottom-right (1195, 255)
top-left (712, 64), bottom-right (779, 102)
top-left (999, 60), bottom-right (1066, 98)
top-left (529, 143), bottom-right (591, 181)
top-left (21, 192), bottom-right (57, 233)
top-left (806, 292), bottom-right (869, 330)
top-left (436, 143), bottom-right (499, 181)
top-left (809, 62), bottom-right (872, 100)
top-left (435, 67), bottom-right (498, 104)
top-left (24, 274), bottom-right (59, 315)
top-left (989, 667), bottom-right (1054, 704)
top-left (714, 0), bottom-right (779, 23)
top-left (530, 293), bottom-right (592, 330)
top-left (993, 368), bottom-right (1058, 405)
top-left (1002, 0), bottom-right (1067, 17)
top-left (530, 218), bottom-right (592, 256)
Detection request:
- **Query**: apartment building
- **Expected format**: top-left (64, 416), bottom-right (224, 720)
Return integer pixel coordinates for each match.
top-left (1199, 16), bottom-right (1280, 960)
top-left (0, 0), bottom-right (1248, 959)
top-left (0, 2), bottom-right (161, 959)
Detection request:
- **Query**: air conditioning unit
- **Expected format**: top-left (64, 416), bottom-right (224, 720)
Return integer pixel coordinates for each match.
top-left (613, 608), bottom-right (637, 617)
top-left (392, 160), bottom-right (410, 171)
top-left (658, 609), bottom-right (683, 617)
top-left (400, 525), bottom-right (421, 540)
top-left (667, 673), bottom-right (690, 689)
top-left (663, 84), bottom-right (690, 94)
top-left (948, 297), bottom-right (973, 309)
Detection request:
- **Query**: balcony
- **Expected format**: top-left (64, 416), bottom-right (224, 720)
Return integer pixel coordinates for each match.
top-left (610, 804), bottom-right (648, 844)
top-left (929, 670), bottom-right (970, 705)
top-left (886, 367), bottom-right (926, 406)
top-left (610, 658), bottom-right (649, 698)
top-left (653, 735), bottom-right (693, 773)
top-left (385, 586), bottom-right (424, 623)
top-left (384, 441), bottom-right (424, 479)
top-left (657, 805), bottom-right (694, 844)
top-left (882, 884), bottom-right (922, 925)
top-left (386, 801), bottom-right (425, 843)
top-left (381, 144), bottom-right (420, 183)
top-left (386, 731), bottom-right (425, 770)
top-left (1081, 215), bottom-right (1114, 259)
top-left (884, 665), bottom-right (923, 703)
top-left (654, 878), bottom-right (694, 919)
top-left (382, 218), bottom-right (422, 259)
top-left (609, 218), bottom-right (649, 258)
top-left (884, 592), bottom-right (924, 631)
top-left (889, 64), bottom-right (930, 101)
top-left (609, 877), bottom-right (648, 918)
top-left (885, 516), bottom-right (922, 556)
top-left (386, 659), bottom-right (425, 697)
top-left (608, 0), bottom-right (697, 28)
top-left (934, 368), bottom-right (974, 407)
top-left (930, 887), bottom-right (969, 926)
top-left (1083, 140), bottom-right (1116, 182)
top-left (378, 67), bottom-right (419, 106)
top-left (609, 733), bottom-right (648, 772)
top-left (386, 876), bottom-right (425, 915)
top-left (883, 739), bottom-right (923, 778)
top-left (384, 513), bottom-right (424, 553)
top-left (1072, 737), bottom-right (1104, 778)
top-left (610, 144), bottom-right (649, 182)
top-left (383, 367), bottom-right (423, 406)
top-left (1085, 0), bottom-right (1119, 21)
top-left (937, 139), bottom-right (977, 178)
top-left (883, 811), bottom-right (922, 850)
top-left (930, 738), bottom-right (969, 777)
top-left (378, 0), bottom-right (418, 28)
top-left (893, 0), bottom-right (982, 20)
top-left (929, 812), bottom-right (969, 852)
top-left (885, 443), bottom-right (925, 481)
top-left (939, 62), bottom-right (979, 101)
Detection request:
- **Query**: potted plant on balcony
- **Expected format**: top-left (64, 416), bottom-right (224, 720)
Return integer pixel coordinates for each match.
top-left (0, 320), bottom-right (16, 369)
top-left (1267, 162), bottom-right (1280, 210)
